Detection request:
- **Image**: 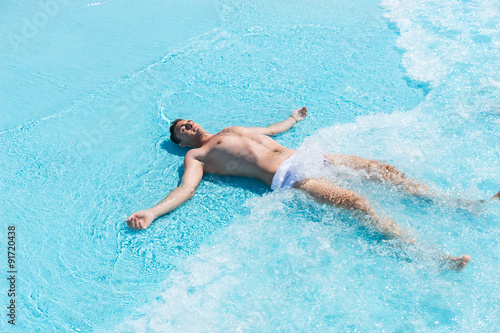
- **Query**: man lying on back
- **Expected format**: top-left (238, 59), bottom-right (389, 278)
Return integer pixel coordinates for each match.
top-left (127, 107), bottom-right (492, 270)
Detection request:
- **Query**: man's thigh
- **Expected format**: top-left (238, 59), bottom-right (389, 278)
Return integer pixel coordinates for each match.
top-left (323, 153), bottom-right (379, 170)
top-left (292, 177), bottom-right (369, 211)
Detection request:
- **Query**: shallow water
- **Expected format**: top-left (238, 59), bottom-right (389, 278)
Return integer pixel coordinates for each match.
top-left (1, 0), bottom-right (499, 332)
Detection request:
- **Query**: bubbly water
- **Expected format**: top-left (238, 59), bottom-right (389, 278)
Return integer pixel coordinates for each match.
top-left (1, 0), bottom-right (498, 332)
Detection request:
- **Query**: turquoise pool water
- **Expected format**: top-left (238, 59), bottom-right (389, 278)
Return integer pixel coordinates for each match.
top-left (1, 0), bottom-right (499, 332)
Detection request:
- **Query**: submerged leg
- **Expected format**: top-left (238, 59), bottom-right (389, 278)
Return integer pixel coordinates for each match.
top-left (324, 153), bottom-right (499, 206)
top-left (324, 153), bottom-right (435, 197)
top-left (293, 177), bottom-right (413, 242)
top-left (292, 177), bottom-right (470, 270)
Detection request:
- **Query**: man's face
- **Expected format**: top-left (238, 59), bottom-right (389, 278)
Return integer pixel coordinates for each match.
top-left (174, 119), bottom-right (203, 146)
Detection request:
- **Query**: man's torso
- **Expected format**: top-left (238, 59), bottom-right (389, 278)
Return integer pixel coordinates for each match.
top-left (190, 126), bottom-right (295, 185)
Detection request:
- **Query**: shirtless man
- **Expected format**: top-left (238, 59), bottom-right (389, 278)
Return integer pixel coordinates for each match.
top-left (127, 107), bottom-right (476, 270)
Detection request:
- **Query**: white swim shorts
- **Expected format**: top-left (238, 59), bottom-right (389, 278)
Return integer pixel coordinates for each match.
top-left (271, 153), bottom-right (329, 191)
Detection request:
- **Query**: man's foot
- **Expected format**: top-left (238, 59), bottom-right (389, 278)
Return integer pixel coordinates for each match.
top-left (491, 191), bottom-right (500, 200)
top-left (447, 254), bottom-right (471, 271)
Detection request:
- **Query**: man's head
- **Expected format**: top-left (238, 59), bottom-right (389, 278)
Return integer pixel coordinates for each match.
top-left (169, 119), bottom-right (183, 144)
top-left (169, 119), bottom-right (206, 147)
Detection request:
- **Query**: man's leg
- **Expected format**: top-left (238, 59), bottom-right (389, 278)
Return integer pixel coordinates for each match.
top-left (293, 177), bottom-right (413, 242)
top-left (292, 177), bottom-right (470, 270)
top-left (324, 153), bottom-right (435, 197)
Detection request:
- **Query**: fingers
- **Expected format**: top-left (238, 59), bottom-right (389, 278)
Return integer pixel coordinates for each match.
top-left (301, 106), bottom-right (308, 116)
top-left (131, 218), bottom-right (143, 230)
top-left (126, 213), bottom-right (143, 230)
top-left (292, 107), bottom-right (307, 120)
top-left (126, 215), bottom-right (134, 229)
top-left (133, 218), bottom-right (143, 230)
top-left (293, 106), bottom-right (307, 118)
top-left (126, 214), bottom-right (134, 223)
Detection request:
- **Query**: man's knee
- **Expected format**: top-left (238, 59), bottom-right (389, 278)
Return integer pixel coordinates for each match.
top-left (381, 163), bottom-right (403, 176)
top-left (345, 194), bottom-right (375, 215)
top-left (372, 162), bottom-right (406, 184)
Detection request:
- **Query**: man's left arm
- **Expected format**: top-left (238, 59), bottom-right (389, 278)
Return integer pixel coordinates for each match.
top-left (247, 106), bottom-right (308, 136)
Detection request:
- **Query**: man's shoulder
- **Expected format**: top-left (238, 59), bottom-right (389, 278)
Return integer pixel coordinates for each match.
top-left (185, 148), bottom-right (205, 160)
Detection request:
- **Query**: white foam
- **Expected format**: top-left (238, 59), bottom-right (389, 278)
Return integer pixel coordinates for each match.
top-left (381, 0), bottom-right (500, 86)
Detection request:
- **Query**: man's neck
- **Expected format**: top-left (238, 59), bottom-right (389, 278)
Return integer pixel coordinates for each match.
top-left (193, 132), bottom-right (214, 148)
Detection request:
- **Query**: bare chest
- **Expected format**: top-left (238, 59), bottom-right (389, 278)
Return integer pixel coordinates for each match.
top-left (201, 136), bottom-right (256, 173)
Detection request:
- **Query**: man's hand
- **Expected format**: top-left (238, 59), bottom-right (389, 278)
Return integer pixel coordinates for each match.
top-left (291, 106), bottom-right (308, 122)
top-left (126, 209), bottom-right (156, 230)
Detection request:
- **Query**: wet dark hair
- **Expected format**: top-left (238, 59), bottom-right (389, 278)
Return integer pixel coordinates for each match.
top-left (169, 119), bottom-right (183, 144)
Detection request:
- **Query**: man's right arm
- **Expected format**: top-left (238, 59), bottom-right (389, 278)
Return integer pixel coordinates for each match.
top-left (126, 152), bottom-right (204, 230)
top-left (246, 106), bottom-right (308, 136)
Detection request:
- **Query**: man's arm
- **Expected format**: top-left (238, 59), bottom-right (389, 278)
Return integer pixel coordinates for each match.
top-left (247, 106), bottom-right (308, 135)
top-left (126, 151), bottom-right (204, 230)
